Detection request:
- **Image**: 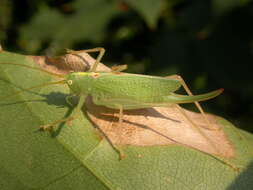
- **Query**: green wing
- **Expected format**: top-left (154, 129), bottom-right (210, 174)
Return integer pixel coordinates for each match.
top-left (91, 72), bottom-right (181, 101)
top-left (92, 89), bottom-right (223, 110)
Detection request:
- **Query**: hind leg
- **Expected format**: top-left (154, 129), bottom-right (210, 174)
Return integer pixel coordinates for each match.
top-left (166, 75), bottom-right (218, 130)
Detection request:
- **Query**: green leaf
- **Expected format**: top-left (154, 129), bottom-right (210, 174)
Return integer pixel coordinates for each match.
top-left (0, 0), bottom-right (12, 42)
top-left (18, 0), bottom-right (120, 53)
top-left (212, 0), bottom-right (251, 16)
top-left (0, 51), bottom-right (253, 189)
top-left (123, 0), bottom-right (165, 28)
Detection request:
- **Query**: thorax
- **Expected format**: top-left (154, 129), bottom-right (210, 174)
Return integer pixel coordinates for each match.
top-left (66, 72), bottom-right (97, 95)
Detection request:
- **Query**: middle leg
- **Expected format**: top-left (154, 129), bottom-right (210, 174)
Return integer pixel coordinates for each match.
top-left (66, 47), bottom-right (105, 72)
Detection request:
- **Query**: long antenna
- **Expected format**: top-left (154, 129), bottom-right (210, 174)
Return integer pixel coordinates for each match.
top-left (0, 63), bottom-right (64, 78)
top-left (1, 80), bottom-right (66, 100)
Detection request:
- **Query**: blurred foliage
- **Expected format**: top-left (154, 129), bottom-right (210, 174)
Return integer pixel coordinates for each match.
top-left (0, 0), bottom-right (252, 132)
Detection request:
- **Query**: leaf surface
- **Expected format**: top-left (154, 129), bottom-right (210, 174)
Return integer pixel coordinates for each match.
top-left (0, 51), bottom-right (253, 190)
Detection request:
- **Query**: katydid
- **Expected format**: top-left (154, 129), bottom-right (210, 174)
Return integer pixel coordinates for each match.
top-left (0, 48), bottom-right (238, 171)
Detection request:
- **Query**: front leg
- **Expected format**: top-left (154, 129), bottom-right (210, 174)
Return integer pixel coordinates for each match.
top-left (40, 94), bottom-right (87, 130)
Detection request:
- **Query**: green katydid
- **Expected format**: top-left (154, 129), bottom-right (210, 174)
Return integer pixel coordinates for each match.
top-left (0, 48), bottom-right (238, 171)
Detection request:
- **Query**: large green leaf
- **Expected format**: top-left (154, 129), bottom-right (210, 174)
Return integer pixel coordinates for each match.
top-left (0, 51), bottom-right (253, 190)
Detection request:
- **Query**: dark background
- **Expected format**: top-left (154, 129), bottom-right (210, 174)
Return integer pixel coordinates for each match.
top-left (0, 0), bottom-right (252, 132)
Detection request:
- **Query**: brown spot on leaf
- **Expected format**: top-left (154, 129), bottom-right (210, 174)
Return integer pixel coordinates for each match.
top-left (85, 96), bottom-right (235, 158)
top-left (29, 49), bottom-right (235, 158)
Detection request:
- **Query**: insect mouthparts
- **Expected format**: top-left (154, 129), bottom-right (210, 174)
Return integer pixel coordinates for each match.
top-left (67, 80), bottom-right (73, 85)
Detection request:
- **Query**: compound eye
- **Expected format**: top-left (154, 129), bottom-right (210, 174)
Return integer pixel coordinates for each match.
top-left (67, 80), bottom-right (73, 85)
